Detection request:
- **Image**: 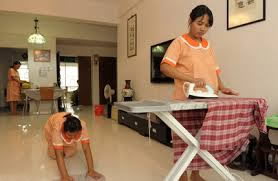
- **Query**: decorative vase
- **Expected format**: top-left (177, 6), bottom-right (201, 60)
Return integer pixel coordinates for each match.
top-left (122, 80), bottom-right (134, 101)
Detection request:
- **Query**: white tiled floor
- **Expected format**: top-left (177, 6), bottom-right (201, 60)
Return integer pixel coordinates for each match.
top-left (0, 106), bottom-right (275, 181)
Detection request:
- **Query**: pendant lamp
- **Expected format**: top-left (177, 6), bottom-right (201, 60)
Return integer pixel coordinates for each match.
top-left (27, 18), bottom-right (46, 44)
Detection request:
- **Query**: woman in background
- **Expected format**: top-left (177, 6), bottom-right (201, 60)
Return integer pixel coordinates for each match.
top-left (7, 61), bottom-right (25, 114)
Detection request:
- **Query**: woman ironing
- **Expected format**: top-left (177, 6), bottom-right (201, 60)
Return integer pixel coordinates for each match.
top-left (160, 5), bottom-right (239, 181)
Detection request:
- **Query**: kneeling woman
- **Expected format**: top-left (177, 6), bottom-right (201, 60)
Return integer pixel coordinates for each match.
top-left (44, 112), bottom-right (103, 181)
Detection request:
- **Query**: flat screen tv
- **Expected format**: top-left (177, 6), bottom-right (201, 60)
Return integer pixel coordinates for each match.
top-left (151, 39), bottom-right (174, 83)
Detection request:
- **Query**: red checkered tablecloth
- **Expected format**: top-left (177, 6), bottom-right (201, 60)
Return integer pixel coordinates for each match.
top-left (172, 97), bottom-right (268, 170)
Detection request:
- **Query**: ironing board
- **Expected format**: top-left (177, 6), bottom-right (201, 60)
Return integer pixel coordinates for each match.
top-left (114, 100), bottom-right (237, 181)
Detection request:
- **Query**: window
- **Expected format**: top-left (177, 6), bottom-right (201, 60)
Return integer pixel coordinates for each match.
top-left (18, 61), bottom-right (29, 81)
top-left (60, 62), bottom-right (78, 92)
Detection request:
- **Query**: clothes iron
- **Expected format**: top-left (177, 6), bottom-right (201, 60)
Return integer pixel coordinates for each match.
top-left (183, 82), bottom-right (218, 99)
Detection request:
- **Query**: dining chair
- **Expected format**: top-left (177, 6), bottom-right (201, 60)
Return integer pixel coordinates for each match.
top-left (38, 87), bottom-right (55, 114)
top-left (22, 93), bottom-right (31, 115)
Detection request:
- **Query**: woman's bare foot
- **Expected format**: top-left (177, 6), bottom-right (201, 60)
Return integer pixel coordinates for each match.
top-left (190, 171), bottom-right (206, 181)
top-left (179, 175), bottom-right (188, 181)
top-left (179, 172), bottom-right (188, 181)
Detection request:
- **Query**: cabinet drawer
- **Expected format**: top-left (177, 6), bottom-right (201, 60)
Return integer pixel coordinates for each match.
top-left (118, 110), bottom-right (130, 125)
top-left (118, 111), bottom-right (171, 146)
top-left (150, 122), bottom-right (172, 147)
top-left (129, 116), bottom-right (148, 136)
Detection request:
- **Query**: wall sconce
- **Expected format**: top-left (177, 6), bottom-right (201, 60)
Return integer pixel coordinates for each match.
top-left (93, 54), bottom-right (99, 65)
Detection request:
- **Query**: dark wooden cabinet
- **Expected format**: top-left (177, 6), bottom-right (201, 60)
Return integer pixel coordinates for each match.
top-left (118, 110), bottom-right (172, 147)
top-left (150, 121), bottom-right (172, 147)
top-left (129, 113), bottom-right (149, 136)
top-left (118, 110), bottom-right (130, 125)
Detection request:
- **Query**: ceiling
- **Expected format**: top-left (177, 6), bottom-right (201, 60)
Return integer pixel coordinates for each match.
top-left (0, 11), bottom-right (117, 48)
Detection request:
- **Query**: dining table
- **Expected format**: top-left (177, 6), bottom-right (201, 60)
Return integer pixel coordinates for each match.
top-left (21, 88), bottom-right (66, 114)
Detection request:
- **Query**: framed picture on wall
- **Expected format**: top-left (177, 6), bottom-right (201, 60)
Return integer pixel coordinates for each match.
top-left (227, 0), bottom-right (265, 30)
top-left (127, 14), bottom-right (137, 57)
top-left (33, 49), bottom-right (51, 62)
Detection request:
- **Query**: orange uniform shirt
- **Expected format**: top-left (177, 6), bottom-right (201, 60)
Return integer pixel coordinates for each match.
top-left (161, 34), bottom-right (221, 100)
top-left (6, 68), bottom-right (21, 102)
top-left (44, 112), bottom-right (90, 150)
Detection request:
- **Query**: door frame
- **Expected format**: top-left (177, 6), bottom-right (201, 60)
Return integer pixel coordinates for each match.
top-left (99, 57), bottom-right (117, 105)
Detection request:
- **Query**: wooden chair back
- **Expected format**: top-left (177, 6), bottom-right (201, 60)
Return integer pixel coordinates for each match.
top-left (39, 87), bottom-right (54, 101)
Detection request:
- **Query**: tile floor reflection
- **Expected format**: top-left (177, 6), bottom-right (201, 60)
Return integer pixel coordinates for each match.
top-left (0, 107), bottom-right (275, 181)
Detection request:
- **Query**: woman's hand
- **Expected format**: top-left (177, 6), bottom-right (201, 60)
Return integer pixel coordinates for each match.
top-left (220, 87), bottom-right (239, 96)
top-left (87, 170), bottom-right (103, 180)
top-left (61, 176), bottom-right (74, 181)
top-left (193, 78), bottom-right (206, 88)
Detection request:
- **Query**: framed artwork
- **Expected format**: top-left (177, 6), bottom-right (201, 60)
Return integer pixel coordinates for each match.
top-left (227, 0), bottom-right (265, 30)
top-left (127, 14), bottom-right (137, 57)
top-left (33, 49), bottom-right (51, 62)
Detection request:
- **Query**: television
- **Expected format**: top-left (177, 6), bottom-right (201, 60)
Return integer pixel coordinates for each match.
top-left (151, 39), bottom-right (174, 83)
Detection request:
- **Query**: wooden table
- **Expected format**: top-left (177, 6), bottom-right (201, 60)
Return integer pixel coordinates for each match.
top-left (22, 88), bottom-right (66, 114)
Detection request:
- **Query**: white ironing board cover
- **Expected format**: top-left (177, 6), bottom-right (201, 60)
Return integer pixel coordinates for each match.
top-left (114, 100), bottom-right (207, 113)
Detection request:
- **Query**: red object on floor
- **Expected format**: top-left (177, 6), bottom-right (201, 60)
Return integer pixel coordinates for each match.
top-left (94, 105), bottom-right (104, 116)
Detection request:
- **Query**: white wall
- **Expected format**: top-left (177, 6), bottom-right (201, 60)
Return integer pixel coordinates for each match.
top-left (57, 45), bottom-right (117, 105)
top-left (28, 38), bottom-right (57, 87)
top-left (0, 0), bottom-right (118, 25)
top-left (118, 0), bottom-right (143, 18)
top-left (57, 45), bottom-right (117, 57)
top-left (117, 0), bottom-right (278, 115)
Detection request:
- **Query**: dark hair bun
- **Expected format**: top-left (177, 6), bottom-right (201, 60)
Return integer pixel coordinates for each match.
top-left (63, 114), bottom-right (82, 132)
top-left (13, 61), bottom-right (21, 66)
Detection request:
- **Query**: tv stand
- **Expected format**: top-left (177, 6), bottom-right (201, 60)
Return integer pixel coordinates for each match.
top-left (118, 110), bottom-right (172, 147)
